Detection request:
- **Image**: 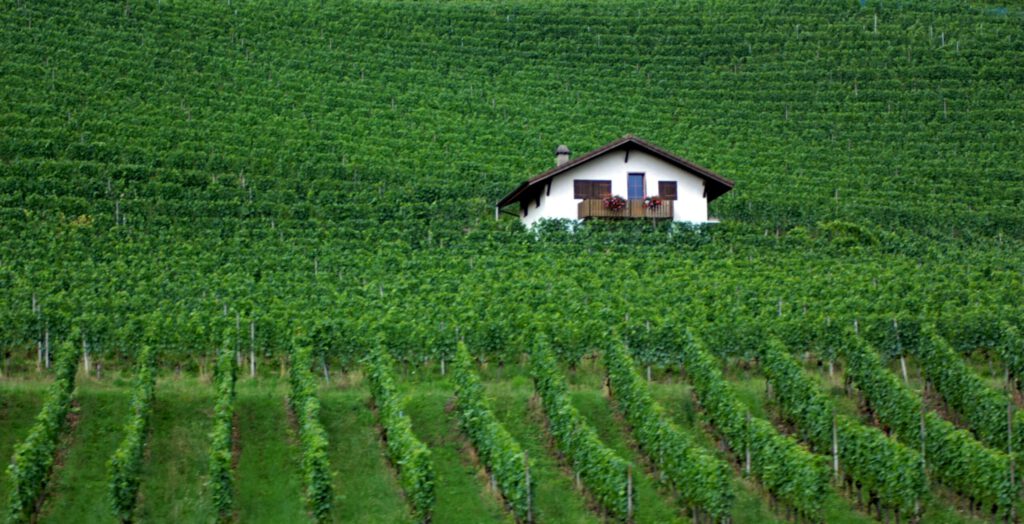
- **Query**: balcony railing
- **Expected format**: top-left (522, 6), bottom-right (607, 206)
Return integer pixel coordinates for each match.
top-left (578, 199), bottom-right (673, 219)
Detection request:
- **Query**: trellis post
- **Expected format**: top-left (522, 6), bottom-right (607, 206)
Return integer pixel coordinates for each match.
top-left (627, 464), bottom-right (634, 521)
top-left (524, 450), bottom-right (532, 523)
top-left (832, 414), bottom-right (840, 479)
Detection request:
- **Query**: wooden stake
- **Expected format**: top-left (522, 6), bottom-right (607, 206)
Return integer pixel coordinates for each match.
top-left (235, 312), bottom-right (242, 369)
top-left (919, 403), bottom-right (927, 469)
top-left (627, 465), bottom-right (634, 521)
top-left (524, 451), bottom-right (532, 524)
top-left (745, 413), bottom-right (752, 475)
top-left (82, 334), bottom-right (90, 376)
top-left (1009, 399), bottom-right (1016, 522)
top-left (249, 320), bottom-right (256, 378)
top-left (833, 415), bottom-right (840, 478)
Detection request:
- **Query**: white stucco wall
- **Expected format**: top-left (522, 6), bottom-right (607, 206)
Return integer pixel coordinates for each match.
top-left (520, 149), bottom-right (709, 227)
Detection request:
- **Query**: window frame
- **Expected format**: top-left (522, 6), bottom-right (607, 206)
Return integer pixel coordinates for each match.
top-left (627, 172), bottom-right (646, 200)
top-left (574, 179), bottom-right (612, 199)
top-left (658, 181), bottom-right (678, 200)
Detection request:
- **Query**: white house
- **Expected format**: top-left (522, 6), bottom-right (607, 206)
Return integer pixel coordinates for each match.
top-left (496, 135), bottom-right (734, 227)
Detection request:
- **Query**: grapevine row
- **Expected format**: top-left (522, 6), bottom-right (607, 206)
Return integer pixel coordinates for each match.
top-left (208, 342), bottom-right (237, 523)
top-left (759, 339), bottom-right (925, 516)
top-left (679, 332), bottom-right (830, 520)
top-left (108, 344), bottom-right (156, 523)
top-left (450, 341), bottom-right (532, 522)
top-left (603, 340), bottom-right (733, 522)
top-left (995, 323), bottom-right (1024, 390)
top-left (912, 325), bottom-right (1024, 452)
top-left (5, 340), bottom-right (82, 523)
top-left (529, 336), bottom-right (633, 521)
top-left (365, 344), bottom-right (435, 523)
top-left (289, 339), bottom-right (334, 522)
top-left (839, 335), bottom-right (1015, 517)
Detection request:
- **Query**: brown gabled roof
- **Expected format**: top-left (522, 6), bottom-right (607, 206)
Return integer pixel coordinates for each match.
top-left (496, 135), bottom-right (735, 208)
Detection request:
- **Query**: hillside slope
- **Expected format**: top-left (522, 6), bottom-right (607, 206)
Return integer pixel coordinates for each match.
top-left (0, 0), bottom-right (1021, 363)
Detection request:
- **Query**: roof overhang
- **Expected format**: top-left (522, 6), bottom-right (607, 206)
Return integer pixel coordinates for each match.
top-left (496, 135), bottom-right (735, 208)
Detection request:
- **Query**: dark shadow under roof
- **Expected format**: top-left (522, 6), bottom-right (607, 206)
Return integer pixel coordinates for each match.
top-left (496, 135), bottom-right (735, 208)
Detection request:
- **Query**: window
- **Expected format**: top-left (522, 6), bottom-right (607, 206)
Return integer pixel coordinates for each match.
top-left (627, 173), bottom-right (645, 200)
top-left (658, 181), bottom-right (678, 200)
top-left (574, 180), bottom-right (611, 199)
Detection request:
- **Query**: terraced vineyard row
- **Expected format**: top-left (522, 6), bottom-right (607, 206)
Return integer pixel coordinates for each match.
top-left (7, 326), bottom-right (1024, 523)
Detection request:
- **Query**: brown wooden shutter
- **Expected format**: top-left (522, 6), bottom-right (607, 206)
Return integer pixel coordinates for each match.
top-left (575, 180), bottom-right (612, 199)
top-left (574, 180), bottom-right (589, 199)
top-left (658, 181), bottom-right (678, 200)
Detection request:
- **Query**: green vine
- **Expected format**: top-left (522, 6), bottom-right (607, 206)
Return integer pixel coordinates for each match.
top-left (365, 343), bottom-right (435, 523)
top-left (604, 340), bottom-right (733, 521)
top-left (530, 336), bottom-right (632, 521)
top-left (289, 338), bottom-right (334, 522)
top-left (108, 345), bottom-right (156, 523)
top-left (680, 332), bottom-right (829, 520)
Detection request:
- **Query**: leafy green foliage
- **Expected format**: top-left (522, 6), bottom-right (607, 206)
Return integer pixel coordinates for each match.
top-left (0, 1), bottom-right (1022, 519)
top-left (108, 344), bottom-right (156, 523)
top-left (840, 335), bottom-right (1014, 516)
top-left (208, 339), bottom-right (237, 523)
top-left (996, 323), bottom-right (1024, 389)
top-left (5, 340), bottom-right (81, 523)
top-left (759, 339), bottom-right (924, 515)
top-left (288, 338), bottom-right (334, 522)
top-left (450, 342), bottom-right (531, 522)
top-left (529, 336), bottom-right (632, 521)
top-left (679, 332), bottom-right (829, 520)
top-left (0, 0), bottom-right (1022, 373)
top-left (604, 340), bottom-right (733, 521)
top-left (365, 344), bottom-right (435, 523)
top-left (913, 325), bottom-right (1021, 451)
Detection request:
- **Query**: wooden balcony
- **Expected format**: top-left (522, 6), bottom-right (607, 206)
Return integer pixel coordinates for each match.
top-left (577, 199), bottom-right (673, 219)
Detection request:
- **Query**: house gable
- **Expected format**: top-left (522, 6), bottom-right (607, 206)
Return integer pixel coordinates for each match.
top-left (516, 149), bottom-right (711, 226)
top-left (496, 135), bottom-right (733, 209)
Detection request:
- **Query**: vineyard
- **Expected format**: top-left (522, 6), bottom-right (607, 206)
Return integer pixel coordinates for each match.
top-left (1, 0), bottom-right (1023, 522)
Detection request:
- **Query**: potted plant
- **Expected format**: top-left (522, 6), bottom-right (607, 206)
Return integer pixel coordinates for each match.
top-left (603, 195), bottom-right (627, 211)
top-left (643, 196), bottom-right (663, 209)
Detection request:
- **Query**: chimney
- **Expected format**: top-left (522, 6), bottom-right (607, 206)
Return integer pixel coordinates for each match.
top-left (555, 144), bottom-right (571, 166)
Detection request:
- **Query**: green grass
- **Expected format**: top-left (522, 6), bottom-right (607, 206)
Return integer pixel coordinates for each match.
top-left (716, 370), bottom-right (880, 524)
top-left (646, 381), bottom-right (783, 524)
top-left (402, 383), bottom-right (512, 524)
top-left (731, 362), bottom-right (981, 524)
top-left (485, 376), bottom-right (601, 524)
top-left (807, 361), bottom-right (987, 524)
top-left (234, 379), bottom-right (307, 523)
top-left (318, 387), bottom-right (412, 524)
top-left (569, 389), bottom-right (684, 523)
top-left (0, 368), bottom-right (999, 523)
top-left (37, 381), bottom-right (128, 523)
top-left (135, 378), bottom-right (214, 523)
top-left (0, 380), bottom-right (47, 513)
